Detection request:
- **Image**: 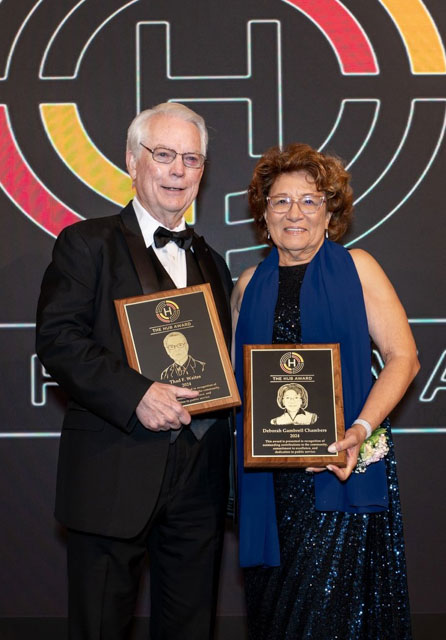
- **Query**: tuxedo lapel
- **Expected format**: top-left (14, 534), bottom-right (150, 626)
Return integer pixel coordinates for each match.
top-left (119, 203), bottom-right (161, 294)
top-left (191, 233), bottom-right (231, 346)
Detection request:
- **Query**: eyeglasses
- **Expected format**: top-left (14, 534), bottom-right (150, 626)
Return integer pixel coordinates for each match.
top-left (266, 194), bottom-right (327, 215)
top-left (166, 342), bottom-right (187, 351)
top-left (139, 143), bottom-right (206, 169)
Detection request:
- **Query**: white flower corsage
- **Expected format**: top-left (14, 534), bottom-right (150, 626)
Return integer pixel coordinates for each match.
top-left (354, 427), bottom-right (389, 474)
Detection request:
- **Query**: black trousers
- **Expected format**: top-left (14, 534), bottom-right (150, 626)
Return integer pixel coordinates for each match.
top-left (66, 424), bottom-right (230, 640)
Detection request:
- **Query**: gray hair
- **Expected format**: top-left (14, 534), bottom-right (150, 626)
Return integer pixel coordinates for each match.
top-left (126, 103), bottom-right (208, 156)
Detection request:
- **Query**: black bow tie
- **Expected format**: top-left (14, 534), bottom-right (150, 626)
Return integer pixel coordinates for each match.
top-left (153, 226), bottom-right (194, 250)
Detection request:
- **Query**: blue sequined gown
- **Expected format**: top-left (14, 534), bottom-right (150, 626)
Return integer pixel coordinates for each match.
top-left (244, 264), bottom-right (412, 640)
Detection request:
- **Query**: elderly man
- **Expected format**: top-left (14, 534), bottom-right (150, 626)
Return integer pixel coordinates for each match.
top-left (36, 103), bottom-right (233, 640)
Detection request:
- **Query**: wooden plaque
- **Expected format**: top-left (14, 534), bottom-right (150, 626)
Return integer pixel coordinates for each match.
top-left (115, 283), bottom-right (240, 415)
top-left (244, 344), bottom-right (346, 468)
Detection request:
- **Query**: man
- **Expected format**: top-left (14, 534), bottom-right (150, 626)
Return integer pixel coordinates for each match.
top-left (161, 331), bottom-right (206, 381)
top-left (36, 103), bottom-right (233, 640)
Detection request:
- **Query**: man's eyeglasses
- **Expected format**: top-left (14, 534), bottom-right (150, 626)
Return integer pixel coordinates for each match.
top-left (166, 342), bottom-right (187, 351)
top-left (139, 143), bottom-right (206, 169)
top-left (266, 194), bottom-right (327, 215)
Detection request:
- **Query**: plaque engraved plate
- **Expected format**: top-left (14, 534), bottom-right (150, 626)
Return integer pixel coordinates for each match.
top-left (115, 284), bottom-right (240, 415)
top-left (244, 344), bottom-right (346, 467)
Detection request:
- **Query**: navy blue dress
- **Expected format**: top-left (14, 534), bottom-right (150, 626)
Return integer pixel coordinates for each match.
top-left (244, 264), bottom-right (412, 640)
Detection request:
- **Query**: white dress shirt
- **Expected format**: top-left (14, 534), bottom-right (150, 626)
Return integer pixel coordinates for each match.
top-left (132, 197), bottom-right (188, 288)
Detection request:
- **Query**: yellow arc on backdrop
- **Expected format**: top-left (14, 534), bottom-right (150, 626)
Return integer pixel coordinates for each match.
top-left (380, 0), bottom-right (446, 73)
top-left (40, 103), bottom-right (195, 223)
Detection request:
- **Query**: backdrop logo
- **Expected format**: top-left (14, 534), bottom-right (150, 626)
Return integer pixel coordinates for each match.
top-left (0, 0), bottom-right (445, 254)
top-left (0, 1), bottom-right (445, 438)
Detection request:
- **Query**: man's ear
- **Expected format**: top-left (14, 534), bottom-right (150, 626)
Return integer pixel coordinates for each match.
top-left (126, 150), bottom-right (137, 180)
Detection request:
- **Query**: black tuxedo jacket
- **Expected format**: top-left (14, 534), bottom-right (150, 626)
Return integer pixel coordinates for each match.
top-left (36, 203), bottom-right (233, 538)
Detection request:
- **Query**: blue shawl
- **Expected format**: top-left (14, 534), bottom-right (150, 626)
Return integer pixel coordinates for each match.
top-left (235, 241), bottom-right (389, 568)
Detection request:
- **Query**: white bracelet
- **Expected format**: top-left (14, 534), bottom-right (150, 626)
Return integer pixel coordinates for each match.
top-left (352, 418), bottom-right (372, 440)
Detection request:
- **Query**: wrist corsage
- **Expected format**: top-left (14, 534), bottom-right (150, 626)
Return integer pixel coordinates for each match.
top-left (354, 427), bottom-right (389, 474)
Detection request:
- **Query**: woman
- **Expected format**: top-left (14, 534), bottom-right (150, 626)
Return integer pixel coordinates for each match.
top-left (232, 143), bottom-right (419, 639)
top-left (271, 383), bottom-right (318, 425)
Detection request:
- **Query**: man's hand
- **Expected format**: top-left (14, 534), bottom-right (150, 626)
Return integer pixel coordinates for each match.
top-left (136, 382), bottom-right (199, 432)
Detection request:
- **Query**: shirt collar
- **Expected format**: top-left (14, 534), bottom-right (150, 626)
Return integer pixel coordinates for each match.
top-left (132, 196), bottom-right (186, 248)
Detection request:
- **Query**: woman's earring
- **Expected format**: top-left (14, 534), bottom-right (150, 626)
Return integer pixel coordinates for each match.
top-left (325, 228), bottom-right (328, 239)
top-left (267, 229), bottom-right (271, 240)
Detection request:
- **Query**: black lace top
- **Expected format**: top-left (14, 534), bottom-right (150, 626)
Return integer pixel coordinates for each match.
top-left (272, 264), bottom-right (308, 344)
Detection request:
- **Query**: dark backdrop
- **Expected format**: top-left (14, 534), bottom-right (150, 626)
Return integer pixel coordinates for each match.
top-left (0, 0), bottom-right (445, 626)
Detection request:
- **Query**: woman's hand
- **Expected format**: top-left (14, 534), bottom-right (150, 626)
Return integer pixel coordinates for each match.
top-left (306, 423), bottom-right (367, 481)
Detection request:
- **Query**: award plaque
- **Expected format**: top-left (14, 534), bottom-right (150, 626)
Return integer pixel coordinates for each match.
top-left (115, 283), bottom-right (240, 415)
top-left (244, 344), bottom-right (346, 468)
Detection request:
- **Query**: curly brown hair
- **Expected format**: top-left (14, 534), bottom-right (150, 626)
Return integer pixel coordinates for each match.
top-left (248, 143), bottom-right (353, 242)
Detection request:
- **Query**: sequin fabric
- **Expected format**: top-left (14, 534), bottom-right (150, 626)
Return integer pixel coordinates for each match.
top-left (244, 265), bottom-right (412, 639)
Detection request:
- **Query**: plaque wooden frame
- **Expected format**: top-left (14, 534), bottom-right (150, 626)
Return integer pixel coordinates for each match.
top-left (115, 283), bottom-right (240, 415)
top-left (244, 344), bottom-right (346, 468)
